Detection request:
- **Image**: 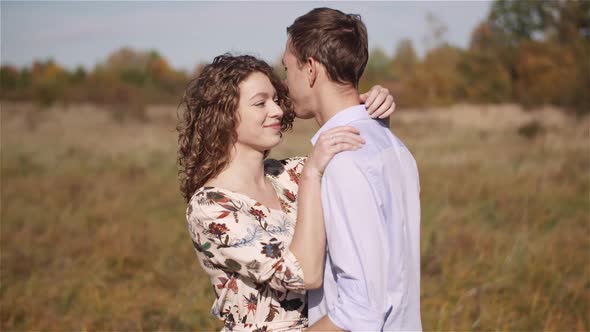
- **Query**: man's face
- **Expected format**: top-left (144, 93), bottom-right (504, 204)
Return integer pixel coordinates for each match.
top-left (282, 42), bottom-right (315, 119)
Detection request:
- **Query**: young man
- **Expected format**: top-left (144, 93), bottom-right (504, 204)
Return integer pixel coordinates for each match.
top-left (282, 8), bottom-right (422, 331)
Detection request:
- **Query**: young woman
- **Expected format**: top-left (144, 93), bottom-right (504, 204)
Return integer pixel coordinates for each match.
top-left (177, 54), bottom-right (394, 331)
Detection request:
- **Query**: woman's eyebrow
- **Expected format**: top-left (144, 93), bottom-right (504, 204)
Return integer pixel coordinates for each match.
top-left (249, 92), bottom-right (269, 101)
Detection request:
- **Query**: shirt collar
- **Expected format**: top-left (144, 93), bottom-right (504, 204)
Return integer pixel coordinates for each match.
top-left (311, 104), bottom-right (369, 146)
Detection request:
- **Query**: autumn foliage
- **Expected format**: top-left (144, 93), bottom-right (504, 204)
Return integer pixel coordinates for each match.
top-left (1, 48), bottom-right (190, 121)
top-left (357, 0), bottom-right (588, 114)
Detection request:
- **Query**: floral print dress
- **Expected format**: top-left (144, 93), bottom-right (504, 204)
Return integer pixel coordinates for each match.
top-left (186, 157), bottom-right (308, 331)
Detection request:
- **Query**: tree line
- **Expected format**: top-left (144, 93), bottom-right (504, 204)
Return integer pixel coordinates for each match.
top-left (1, 0), bottom-right (588, 115)
top-left (360, 0), bottom-right (589, 114)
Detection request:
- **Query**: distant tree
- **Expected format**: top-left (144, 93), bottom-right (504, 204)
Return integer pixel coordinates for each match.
top-left (0, 65), bottom-right (19, 91)
top-left (103, 48), bottom-right (149, 87)
top-left (485, 0), bottom-right (550, 91)
top-left (457, 51), bottom-right (512, 103)
top-left (469, 22), bottom-right (504, 54)
top-left (423, 11), bottom-right (449, 51)
top-left (548, 0), bottom-right (590, 43)
top-left (516, 40), bottom-right (585, 112)
top-left (70, 66), bottom-right (87, 83)
top-left (487, 0), bottom-right (589, 113)
top-left (400, 12), bottom-right (467, 107)
top-left (488, 0), bottom-right (550, 43)
top-left (365, 47), bottom-right (393, 81)
top-left (460, 22), bottom-right (513, 103)
top-left (19, 68), bottom-right (32, 89)
top-left (414, 45), bottom-right (464, 106)
top-left (104, 47), bottom-right (149, 72)
top-left (391, 39), bottom-right (418, 80)
top-left (30, 59), bottom-right (69, 108)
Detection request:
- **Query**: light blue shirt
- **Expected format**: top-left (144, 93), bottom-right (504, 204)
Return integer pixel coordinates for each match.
top-left (308, 105), bottom-right (422, 331)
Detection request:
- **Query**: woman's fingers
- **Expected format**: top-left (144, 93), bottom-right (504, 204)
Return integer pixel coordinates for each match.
top-left (361, 85), bottom-right (396, 118)
top-left (330, 142), bottom-right (361, 153)
top-left (367, 89), bottom-right (387, 116)
top-left (379, 106), bottom-right (395, 119)
top-left (366, 89), bottom-right (390, 118)
top-left (320, 132), bottom-right (365, 147)
top-left (320, 127), bottom-right (362, 142)
top-left (374, 95), bottom-right (396, 119)
top-left (323, 134), bottom-right (365, 151)
top-left (321, 126), bottom-right (359, 135)
top-left (305, 126), bottom-right (365, 176)
top-left (361, 85), bottom-right (382, 108)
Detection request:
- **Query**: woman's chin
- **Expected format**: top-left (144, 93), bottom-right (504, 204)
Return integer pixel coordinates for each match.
top-left (261, 137), bottom-right (282, 151)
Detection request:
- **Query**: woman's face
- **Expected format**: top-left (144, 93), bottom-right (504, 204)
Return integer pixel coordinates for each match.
top-left (234, 71), bottom-right (284, 153)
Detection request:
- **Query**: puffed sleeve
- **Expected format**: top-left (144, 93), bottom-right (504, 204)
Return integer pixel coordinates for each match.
top-left (186, 189), bottom-right (306, 293)
top-left (264, 156), bottom-right (307, 190)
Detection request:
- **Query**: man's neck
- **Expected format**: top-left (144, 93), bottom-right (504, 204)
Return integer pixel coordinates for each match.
top-left (313, 84), bottom-right (361, 127)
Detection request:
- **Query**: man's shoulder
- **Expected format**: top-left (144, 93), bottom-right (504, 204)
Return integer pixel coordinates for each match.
top-left (323, 148), bottom-right (374, 181)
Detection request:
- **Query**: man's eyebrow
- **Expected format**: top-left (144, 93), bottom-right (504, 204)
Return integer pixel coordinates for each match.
top-left (249, 92), bottom-right (269, 101)
top-left (281, 58), bottom-right (285, 66)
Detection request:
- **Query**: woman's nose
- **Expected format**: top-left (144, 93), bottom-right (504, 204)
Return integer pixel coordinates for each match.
top-left (270, 101), bottom-right (283, 118)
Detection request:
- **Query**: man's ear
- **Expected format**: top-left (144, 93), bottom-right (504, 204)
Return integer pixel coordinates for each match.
top-left (306, 57), bottom-right (318, 88)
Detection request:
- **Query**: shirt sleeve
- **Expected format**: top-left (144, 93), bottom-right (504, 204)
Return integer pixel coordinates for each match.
top-left (186, 192), bottom-right (306, 293)
top-left (321, 154), bottom-right (391, 330)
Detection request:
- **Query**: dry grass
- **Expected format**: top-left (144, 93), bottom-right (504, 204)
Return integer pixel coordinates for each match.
top-left (1, 102), bottom-right (588, 331)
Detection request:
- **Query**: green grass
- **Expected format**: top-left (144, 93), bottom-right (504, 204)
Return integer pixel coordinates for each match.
top-left (1, 103), bottom-right (588, 331)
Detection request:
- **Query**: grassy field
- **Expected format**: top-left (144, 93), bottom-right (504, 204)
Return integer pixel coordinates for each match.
top-left (1, 102), bottom-right (588, 331)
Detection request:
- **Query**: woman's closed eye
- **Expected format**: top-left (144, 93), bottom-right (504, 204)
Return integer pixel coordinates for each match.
top-left (254, 96), bottom-right (280, 108)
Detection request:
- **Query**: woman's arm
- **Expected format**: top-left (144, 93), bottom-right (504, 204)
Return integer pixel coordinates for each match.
top-left (289, 165), bottom-right (325, 289)
top-left (289, 126), bottom-right (365, 289)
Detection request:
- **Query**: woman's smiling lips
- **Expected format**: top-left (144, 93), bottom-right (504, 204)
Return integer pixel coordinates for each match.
top-left (264, 123), bottom-right (282, 131)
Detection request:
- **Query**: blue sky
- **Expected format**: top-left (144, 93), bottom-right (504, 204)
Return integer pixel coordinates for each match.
top-left (1, 1), bottom-right (492, 71)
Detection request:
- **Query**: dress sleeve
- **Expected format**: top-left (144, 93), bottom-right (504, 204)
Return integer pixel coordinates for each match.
top-left (264, 156), bottom-right (307, 190)
top-left (186, 190), bottom-right (306, 293)
top-left (284, 156), bottom-right (307, 181)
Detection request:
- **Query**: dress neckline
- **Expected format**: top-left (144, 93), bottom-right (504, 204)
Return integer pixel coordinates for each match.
top-left (201, 174), bottom-right (287, 215)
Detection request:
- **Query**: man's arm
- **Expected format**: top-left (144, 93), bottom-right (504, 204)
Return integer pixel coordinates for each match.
top-left (309, 154), bottom-right (391, 331)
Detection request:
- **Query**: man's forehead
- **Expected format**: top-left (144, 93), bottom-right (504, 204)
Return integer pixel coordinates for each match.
top-left (282, 46), bottom-right (293, 61)
top-left (283, 39), bottom-right (294, 57)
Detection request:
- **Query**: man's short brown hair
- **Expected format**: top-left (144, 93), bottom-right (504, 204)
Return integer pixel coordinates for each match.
top-left (286, 7), bottom-right (368, 88)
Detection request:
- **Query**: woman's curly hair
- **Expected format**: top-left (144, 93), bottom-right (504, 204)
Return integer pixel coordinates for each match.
top-left (177, 54), bottom-right (295, 202)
